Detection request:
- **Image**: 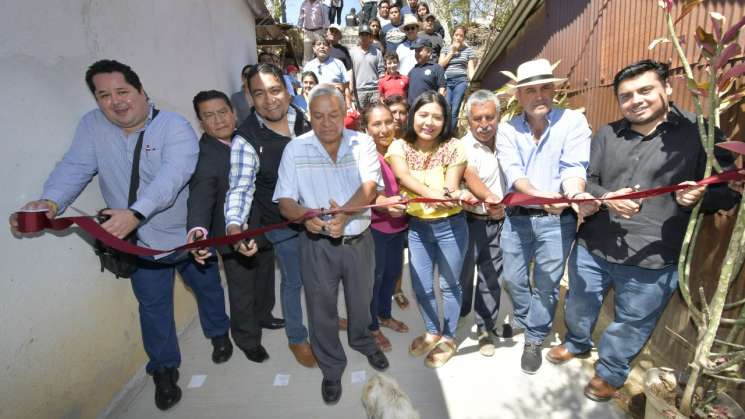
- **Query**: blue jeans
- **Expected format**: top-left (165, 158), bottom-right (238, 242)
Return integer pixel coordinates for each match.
top-left (564, 244), bottom-right (678, 387)
top-left (446, 76), bottom-right (468, 131)
top-left (370, 228), bottom-right (406, 330)
top-left (500, 212), bottom-right (576, 345)
top-left (265, 227), bottom-right (309, 344)
top-left (131, 252), bottom-right (229, 373)
top-left (408, 213), bottom-right (468, 339)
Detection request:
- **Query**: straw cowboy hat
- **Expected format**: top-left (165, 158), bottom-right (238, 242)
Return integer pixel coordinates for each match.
top-left (504, 58), bottom-right (566, 94)
top-left (402, 14), bottom-right (419, 29)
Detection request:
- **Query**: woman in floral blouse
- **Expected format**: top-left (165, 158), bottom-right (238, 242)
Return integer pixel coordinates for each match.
top-left (386, 91), bottom-right (475, 368)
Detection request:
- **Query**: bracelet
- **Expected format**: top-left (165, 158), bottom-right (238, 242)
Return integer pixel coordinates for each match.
top-left (40, 199), bottom-right (59, 213)
top-left (566, 192), bottom-right (582, 200)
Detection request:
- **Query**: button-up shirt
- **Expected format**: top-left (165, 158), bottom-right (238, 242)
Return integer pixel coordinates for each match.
top-left (578, 105), bottom-right (740, 269)
top-left (41, 105), bottom-right (198, 252)
top-left (298, 0), bottom-right (329, 30)
top-left (225, 107), bottom-right (297, 228)
top-left (378, 73), bottom-right (409, 99)
top-left (395, 39), bottom-right (417, 76)
top-left (273, 129), bottom-right (383, 236)
top-left (303, 57), bottom-right (348, 85)
top-left (461, 131), bottom-right (503, 214)
top-left (496, 107), bottom-right (591, 194)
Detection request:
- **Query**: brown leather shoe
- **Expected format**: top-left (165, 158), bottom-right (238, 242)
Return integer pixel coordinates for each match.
top-left (584, 375), bottom-right (617, 402)
top-left (546, 345), bottom-right (588, 365)
top-left (289, 342), bottom-right (317, 368)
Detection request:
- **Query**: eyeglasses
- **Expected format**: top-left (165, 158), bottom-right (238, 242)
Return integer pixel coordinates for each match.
top-left (405, 27), bottom-right (417, 31)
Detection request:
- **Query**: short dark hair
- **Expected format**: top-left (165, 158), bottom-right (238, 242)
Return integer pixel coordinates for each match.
top-left (612, 59), bottom-right (670, 96)
top-left (300, 71), bottom-right (319, 84)
top-left (378, 0), bottom-right (389, 5)
top-left (389, 3), bottom-right (401, 11)
top-left (192, 90), bottom-right (233, 121)
top-left (384, 94), bottom-right (409, 110)
top-left (241, 64), bottom-right (253, 79)
top-left (85, 59), bottom-right (143, 95)
top-left (403, 91), bottom-right (452, 144)
top-left (245, 63), bottom-right (288, 95)
top-left (384, 52), bottom-right (399, 62)
top-left (362, 103), bottom-right (393, 130)
top-left (452, 25), bottom-right (467, 36)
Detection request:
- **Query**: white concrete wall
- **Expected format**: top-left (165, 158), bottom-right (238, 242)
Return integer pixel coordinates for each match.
top-left (0, 1), bottom-right (259, 418)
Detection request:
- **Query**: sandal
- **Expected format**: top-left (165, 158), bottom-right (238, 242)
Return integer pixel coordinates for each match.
top-left (379, 317), bottom-right (409, 333)
top-left (409, 333), bottom-right (441, 357)
top-left (425, 339), bottom-right (457, 368)
top-left (371, 330), bottom-right (392, 352)
top-left (393, 292), bottom-right (410, 310)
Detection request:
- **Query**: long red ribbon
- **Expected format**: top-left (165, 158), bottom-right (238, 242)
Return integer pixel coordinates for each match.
top-left (15, 168), bottom-right (744, 256)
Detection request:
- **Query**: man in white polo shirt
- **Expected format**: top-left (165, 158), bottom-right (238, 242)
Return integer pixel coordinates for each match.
top-left (274, 84), bottom-right (389, 405)
top-left (459, 89), bottom-right (512, 357)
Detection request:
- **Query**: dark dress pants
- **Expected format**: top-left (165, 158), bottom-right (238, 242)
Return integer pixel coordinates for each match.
top-left (219, 246), bottom-right (275, 351)
top-left (459, 215), bottom-right (504, 331)
top-left (299, 230), bottom-right (377, 380)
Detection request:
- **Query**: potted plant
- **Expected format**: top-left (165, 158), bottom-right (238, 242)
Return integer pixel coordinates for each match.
top-left (645, 1), bottom-right (745, 417)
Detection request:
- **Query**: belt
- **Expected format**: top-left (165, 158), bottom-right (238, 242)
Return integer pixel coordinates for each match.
top-left (305, 27), bottom-right (323, 31)
top-left (466, 212), bottom-right (504, 222)
top-left (308, 231), bottom-right (366, 246)
top-left (506, 207), bottom-right (572, 217)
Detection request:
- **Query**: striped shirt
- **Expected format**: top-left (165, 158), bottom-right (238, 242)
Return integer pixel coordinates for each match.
top-left (273, 129), bottom-right (383, 236)
top-left (224, 107), bottom-right (297, 228)
top-left (441, 45), bottom-right (476, 79)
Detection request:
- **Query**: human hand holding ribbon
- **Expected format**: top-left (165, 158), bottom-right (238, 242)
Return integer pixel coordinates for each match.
top-left (12, 143), bottom-right (745, 257)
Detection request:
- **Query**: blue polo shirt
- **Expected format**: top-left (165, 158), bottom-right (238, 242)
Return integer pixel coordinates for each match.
top-left (407, 62), bottom-right (445, 105)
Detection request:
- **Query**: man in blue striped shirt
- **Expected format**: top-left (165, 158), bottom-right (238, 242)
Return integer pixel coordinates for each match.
top-left (274, 84), bottom-right (389, 405)
top-left (10, 60), bottom-right (230, 411)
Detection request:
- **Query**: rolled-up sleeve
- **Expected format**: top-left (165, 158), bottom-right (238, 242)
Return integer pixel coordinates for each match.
top-left (273, 143), bottom-right (300, 203)
top-left (41, 115), bottom-right (99, 213)
top-left (559, 112), bottom-right (591, 184)
top-left (357, 135), bottom-right (383, 190)
top-left (130, 118), bottom-right (198, 218)
top-left (496, 124), bottom-right (526, 190)
top-left (225, 135), bottom-right (260, 228)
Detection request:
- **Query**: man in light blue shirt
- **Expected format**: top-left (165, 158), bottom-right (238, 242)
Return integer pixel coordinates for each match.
top-left (495, 58), bottom-right (595, 375)
top-left (11, 60), bottom-right (230, 411)
top-left (274, 84), bottom-right (388, 405)
top-left (303, 38), bottom-right (352, 109)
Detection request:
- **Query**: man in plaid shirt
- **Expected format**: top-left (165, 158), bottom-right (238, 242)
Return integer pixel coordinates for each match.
top-left (224, 64), bottom-right (315, 367)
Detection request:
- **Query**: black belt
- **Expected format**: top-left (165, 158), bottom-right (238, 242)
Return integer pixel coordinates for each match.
top-left (305, 27), bottom-right (323, 31)
top-left (308, 231), bottom-right (366, 246)
top-left (466, 212), bottom-right (504, 222)
top-left (506, 207), bottom-right (573, 217)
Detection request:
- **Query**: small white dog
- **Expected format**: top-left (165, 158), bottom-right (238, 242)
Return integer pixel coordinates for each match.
top-left (361, 373), bottom-right (421, 419)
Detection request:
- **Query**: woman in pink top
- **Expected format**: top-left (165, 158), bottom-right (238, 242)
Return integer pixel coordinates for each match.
top-left (365, 103), bottom-right (409, 352)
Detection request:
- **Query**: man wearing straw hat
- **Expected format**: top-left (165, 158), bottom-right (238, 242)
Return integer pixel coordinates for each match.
top-left (496, 58), bottom-right (595, 375)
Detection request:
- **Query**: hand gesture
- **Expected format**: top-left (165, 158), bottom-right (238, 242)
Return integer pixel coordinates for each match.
top-left (227, 224), bottom-right (258, 257)
top-left (675, 181), bottom-right (706, 207)
top-left (569, 192), bottom-right (601, 223)
top-left (604, 187), bottom-right (642, 219)
top-left (187, 229), bottom-right (212, 265)
top-left (379, 195), bottom-right (407, 217)
top-left (484, 194), bottom-right (505, 218)
top-left (10, 200), bottom-right (58, 236)
top-left (100, 208), bottom-right (140, 239)
top-left (326, 199), bottom-right (349, 238)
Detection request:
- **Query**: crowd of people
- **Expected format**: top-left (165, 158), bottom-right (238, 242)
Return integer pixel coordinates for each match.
top-left (296, 0), bottom-right (475, 134)
top-left (9, 33), bottom-right (742, 413)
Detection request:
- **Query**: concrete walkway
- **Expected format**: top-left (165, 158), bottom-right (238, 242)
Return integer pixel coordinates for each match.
top-left (103, 262), bottom-right (628, 419)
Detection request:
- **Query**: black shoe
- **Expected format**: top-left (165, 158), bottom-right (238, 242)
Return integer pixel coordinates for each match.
top-left (259, 317), bottom-right (286, 329)
top-left (243, 344), bottom-right (269, 363)
top-left (152, 367), bottom-right (182, 411)
top-left (211, 333), bottom-right (233, 364)
top-left (367, 350), bottom-right (389, 372)
top-left (321, 379), bottom-right (342, 404)
top-left (521, 343), bottom-right (542, 374)
top-left (501, 324), bottom-right (514, 338)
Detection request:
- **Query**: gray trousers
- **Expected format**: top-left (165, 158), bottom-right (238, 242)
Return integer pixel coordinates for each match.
top-left (299, 230), bottom-right (377, 380)
top-left (459, 215), bottom-right (504, 330)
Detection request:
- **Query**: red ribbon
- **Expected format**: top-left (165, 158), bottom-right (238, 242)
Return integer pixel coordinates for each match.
top-left (15, 169), bottom-right (745, 256)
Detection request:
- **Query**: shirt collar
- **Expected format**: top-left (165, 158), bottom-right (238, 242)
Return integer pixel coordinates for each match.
top-left (518, 107), bottom-right (555, 130)
top-left (254, 105), bottom-right (297, 135)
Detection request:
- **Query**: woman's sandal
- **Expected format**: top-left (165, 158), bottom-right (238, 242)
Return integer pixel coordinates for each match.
top-left (371, 330), bottom-right (392, 352)
top-left (425, 339), bottom-right (457, 368)
top-left (392, 292), bottom-right (410, 310)
top-left (379, 317), bottom-right (409, 333)
top-left (409, 333), bottom-right (441, 357)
